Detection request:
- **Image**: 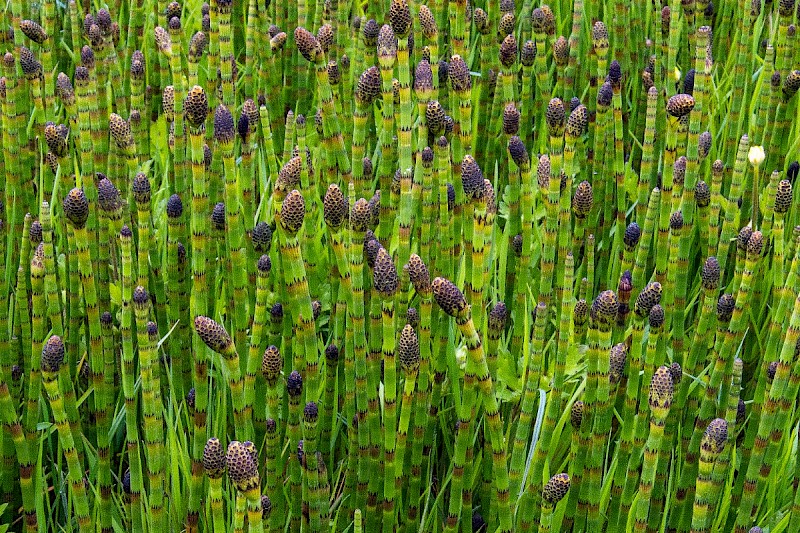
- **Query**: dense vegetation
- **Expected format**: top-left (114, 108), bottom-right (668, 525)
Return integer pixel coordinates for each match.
top-left (0, 0), bottom-right (798, 531)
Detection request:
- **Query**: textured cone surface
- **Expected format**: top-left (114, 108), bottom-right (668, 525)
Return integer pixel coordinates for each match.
top-left (426, 101), bottom-right (446, 134)
top-left (699, 131), bottom-right (712, 158)
top-left (98, 178), bottom-right (122, 213)
top-left (211, 202), bottom-right (225, 230)
top-left (324, 184), bottom-right (348, 228)
top-left (277, 156), bottom-right (302, 191)
top-left (64, 188), bottom-right (89, 228)
top-left (418, 5), bottom-right (437, 36)
top-left (546, 98), bottom-right (566, 131)
top-left (194, 316), bottom-right (233, 354)
top-left (252, 222), bottom-right (273, 251)
top-left (461, 155), bottom-right (485, 200)
top-left (398, 325), bottom-right (420, 372)
top-left (357, 66), bottom-right (381, 104)
top-left (543, 473), bottom-right (570, 505)
top-left (701, 418), bottom-right (728, 457)
top-left (133, 173), bottom-right (151, 204)
top-left (407, 254), bottom-right (431, 293)
top-left (261, 345), bottom-right (283, 382)
top-left (776, 179), bottom-right (793, 214)
top-left (566, 105), bottom-right (588, 137)
top-left (377, 25), bottom-right (398, 61)
top-left (598, 82), bottom-right (613, 107)
top-left (670, 211), bottom-right (684, 231)
top-left (489, 303), bottom-right (509, 332)
top-left (280, 190), bottom-right (306, 233)
top-left (214, 105), bottom-right (235, 144)
top-left (696, 181), bottom-right (711, 207)
top-left (304, 401), bottom-right (319, 423)
top-left (623, 222), bottom-right (641, 248)
top-left (406, 308), bottom-right (420, 328)
top-left (287, 371), bottom-right (303, 397)
top-left (499, 34), bottom-right (518, 67)
top-left (316, 25), bottom-right (334, 52)
top-left (574, 299), bottom-right (588, 325)
top-left (717, 294), bottom-right (735, 322)
top-left (363, 19), bottom-right (380, 44)
top-left (374, 248), bottom-right (398, 297)
top-left (591, 290), bottom-right (619, 325)
top-left (701, 257), bottom-right (720, 290)
top-left (649, 304), bottom-right (665, 328)
top-left (390, 0), bottom-right (412, 36)
top-left (449, 55), bottom-right (471, 92)
top-left (167, 194), bottom-right (183, 218)
top-left (648, 366), bottom-right (674, 411)
top-left (295, 27), bottom-right (323, 63)
top-left (203, 438), bottom-right (227, 478)
top-left (737, 226), bottom-right (753, 251)
top-left (521, 40), bottom-right (536, 66)
top-left (570, 401), bottom-right (583, 428)
top-left (503, 103), bottom-right (520, 135)
top-left (21, 19), bottom-right (47, 43)
top-left (42, 335), bottom-right (66, 373)
top-left (572, 181), bottom-right (593, 218)
top-left (747, 231), bottom-right (764, 258)
top-left (351, 199), bottom-right (372, 232)
top-left (185, 85), bottom-right (209, 128)
top-left (673, 156), bottom-right (687, 185)
top-left (609, 344), bottom-right (627, 384)
top-left (669, 362), bottom-right (682, 385)
top-left (226, 441), bottom-right (260, 492)
top-left (325, 344), bottom-right (340, 362)
top-left (257, 255), bottom-right (272, 274)
top-left (666, 93), bottom-right (695, 117)
top-left (508, 136), bottom-right (529, 166)
top-left (432, 277), bottom-right (468, 317)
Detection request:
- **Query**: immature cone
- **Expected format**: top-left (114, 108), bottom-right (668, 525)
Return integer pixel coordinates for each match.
top-left (566, 105), bottom-right (588, 138)
top-left (503, 103), bottom-right (520, 135)
top-left (499, 34), bottom-right (518, 67)
top-left (701, 257), bottom-right (720, 290)
top-left (316, 24), bottom-right (334, 53)
top-left (56, 73), bottom-right (75, 106)
top-left (669, 362), bottom-right (682, 385)
top-left (373, 247), bottom-right (398, 297)
top-left (414, 60), bottom-right (433, 98)
top-left (521, 40), bottom-right (536, 66)
top-left (295, 27), bottom-right (323, 63)
top-left (304, 402), bottom-right (319, 425)
top-left (398, 325), bottom-right (420, 372)
top-left (572, 181), bottom-right (593, 218)
top-left (407, 254), bottom-right (431, 294)
top-left (63, 188), bottom-right (89, 229)
top-left (783, 70), bottom-right (800, 100)
top-left (98, 178), bottom-right (122, 214)
top-left (432, 277), bottom-right (468, 317)
top-left (363, 19), bottom-right (380, 45)
top-left (673, 156), bottom-right (687, 186)
top-left (574, 299), bottom-right (588, 327)
top-left (591, 290), bottom-right (619, 326)
top-left (41, 335), bottom-right (66, 373)
top-left (449, 55), bottom-right (471, 92)
top-left (377, 25), bottom-right (398, 65)
top-left (426, 100), bottom-right (446, 134)
top-left (461, 155), bottom-right (485, 199)
top-left (277, 156), bottom-right (302, 193)
top-left (406, 308), bottom-right (420, 329)
top-left (109, 113), bottom-right (134, 150)
top-left (570, 401), bottom-right (584, 428)
top-left (648, 366), bottom-right (674, 415)
top-left (287, 371), bottom-right (303, 397)
top-left (507, 136), bottom-right (530, 167)
top-left (623, 222), bottom-right (641, 249)
top-left (325, 344), bottom-right (339, 364)
top-left (252, 222), bottom-right (273, 252)
top-left (696, 181), bottom-right (711, 208)
top-left (698, 131), bottom-right (712, 159)
top-left (324, 184), bottom-right (348, 229)
top-left (45, 123), bottom-right (68, 157)
top-left (19, 46), bottom-right (41, 79)
top-left (543, 473), bottom-right (571, 506)
top-left (185, 85), bottom-right (209, 129)
top-left (280, 190), bottom-right (305, 233)
top-left (30, 221), bottom-right (43, 245)
top-left (499, 13), bottom-right (516, 36)
top-left (194, 316), bottom-right (233, 354)
top-left (598, 81), bottom-right (613, 107)
top-left (447, 182), bottom-right (456, 211)
top-left (717, 294), bottom-right (735, 323)
top-left (649, 304), bottom-right (665, 328)
top-left (364, 236), bottom-right (382, 268)
top-left (473, 8), bottom-right (489, 34)
top-left (226, 441), bottom-right (260, 493)
top-left (211, 203), bottom-right (225, 231)
top-left (20, 19), bottom-right (47, 43)
top-left (546, 98), bottom-right (566, 136)
top-left (350, 199), bottom-right (372, 232)
top-left (666, 93), bottom-right (695, 117)
top-left (592, 21), bottom-right (609, 51)
top-left (609, 344), bottom-right (627, 385)
top-left (203, 437), bottom-right (227, 478)
top-left (242, 99), bottom-right (259, 134)
top-left (131, 173), bottom-right (151, 205)
top-left (390, 0), bottom-right (412, 37)
top-left (553, 36), bottom-right (569, 66)
top-left (418, 5), bottom-right (437, 37)
top-left (163, 86), bottom-right (175, 121)
top-left (747, 230), bottom-right (764, 259)
top-left (737, 226), bottom-right (753, 252)
top-left (189, 31), bottom-right (207, 60)
top-left (700, 418), bottom-right (728, 458)
top-left (775, 179), bottom-right (793, 214)
top-left (670, 211), bottom-right (684, 231)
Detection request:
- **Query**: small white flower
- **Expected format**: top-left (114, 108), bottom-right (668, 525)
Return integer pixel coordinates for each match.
top-left (748, 145), bottom-right (765, 166)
